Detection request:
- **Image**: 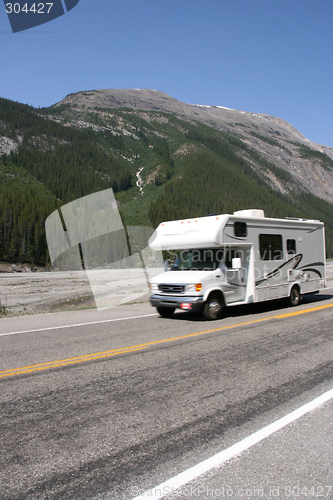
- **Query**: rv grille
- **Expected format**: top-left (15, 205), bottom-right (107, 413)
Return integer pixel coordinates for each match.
top-left (159, 284), bottom-right (185, 294)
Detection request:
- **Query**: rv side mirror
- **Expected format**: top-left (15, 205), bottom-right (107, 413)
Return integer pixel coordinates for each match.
top-left (232, 257), bottom-right (242, 270)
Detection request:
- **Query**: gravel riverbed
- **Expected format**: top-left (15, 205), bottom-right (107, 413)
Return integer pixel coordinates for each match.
top-left (1, 263), bottom-right (332, 317)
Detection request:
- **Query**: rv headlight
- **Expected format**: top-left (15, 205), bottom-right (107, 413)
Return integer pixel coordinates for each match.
top-left (186, 283), bottom-right (202, 292)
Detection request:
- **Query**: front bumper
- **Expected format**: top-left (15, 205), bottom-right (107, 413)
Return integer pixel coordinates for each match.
top-left (149, 294), bottom-right (205, 311)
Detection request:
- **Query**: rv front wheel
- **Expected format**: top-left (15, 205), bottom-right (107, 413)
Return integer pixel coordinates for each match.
top-left (203, 293), bottom-right (224, 320)
top-left (289, 286), bottom-right (301, 306)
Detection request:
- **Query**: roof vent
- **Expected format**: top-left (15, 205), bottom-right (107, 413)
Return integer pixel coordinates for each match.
top-left (233, 209), bottom-right (265, 218)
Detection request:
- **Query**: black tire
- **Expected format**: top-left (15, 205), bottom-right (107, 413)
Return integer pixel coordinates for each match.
top-left (203, 293), bottom-right (224, 320)
top-left (289, 286), bottom-right (301, 306)
top-left (157, 307), bottom-right (175, 318)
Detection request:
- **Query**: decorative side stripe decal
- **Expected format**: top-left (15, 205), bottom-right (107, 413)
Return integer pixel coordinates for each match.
top-left (255, 254), bottom-right (303, 286)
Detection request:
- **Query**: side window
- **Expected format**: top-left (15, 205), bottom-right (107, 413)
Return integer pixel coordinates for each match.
top-left (259, 234), bottom-right (283, 260)
top-left (287, 239), bottom-right (296, 254)
top-left (234, 221), bottom-right (247, 237)
top-left (225, 249), bottom-right (237, 268)
top-left (224, 249), bottom-right (243, 268)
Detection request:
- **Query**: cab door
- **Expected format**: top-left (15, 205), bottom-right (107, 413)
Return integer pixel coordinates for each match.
top-left (224, 248), bottom-right (249, 303)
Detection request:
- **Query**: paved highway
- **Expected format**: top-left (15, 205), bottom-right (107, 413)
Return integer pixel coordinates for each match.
top-left (0, 291), bottom-right (332, 499)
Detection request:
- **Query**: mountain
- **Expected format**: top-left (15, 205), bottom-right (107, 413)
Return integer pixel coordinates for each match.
top-left (1, 90), bottom-right (333, 265)
top-left (50, 89), bottom-right (333, 203)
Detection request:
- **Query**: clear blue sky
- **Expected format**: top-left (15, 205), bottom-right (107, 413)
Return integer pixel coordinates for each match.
top-left (1, 0), bottom-right (332, 147)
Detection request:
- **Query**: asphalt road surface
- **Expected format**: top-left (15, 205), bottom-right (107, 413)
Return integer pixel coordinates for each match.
top-left (0, 291), bottom-right (332, 499)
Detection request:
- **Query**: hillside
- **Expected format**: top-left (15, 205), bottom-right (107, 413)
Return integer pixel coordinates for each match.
top-left (49, 89), bottom-right (333, 204)
top-left (1, 90), bottom-right (333, 265)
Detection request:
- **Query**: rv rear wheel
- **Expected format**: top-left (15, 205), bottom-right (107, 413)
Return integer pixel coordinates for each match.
top-left (157, 307), bottom-right (175, 318)
top-left (203, 293), bottom-right (224, 320)
top-left (289, 286), bottom-right (301, 306)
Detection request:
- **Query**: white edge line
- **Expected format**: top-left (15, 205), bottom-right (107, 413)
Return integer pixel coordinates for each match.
top-left (132, 388), bottom-right (333, 500)
top-left (1, 292), bottom-right (332, 338)
top-left (0, 313), bottom-right (158, 337)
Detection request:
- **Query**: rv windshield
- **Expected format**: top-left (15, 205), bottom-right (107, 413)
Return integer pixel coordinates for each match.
top-left (170, 248), bottom-right (226, 271)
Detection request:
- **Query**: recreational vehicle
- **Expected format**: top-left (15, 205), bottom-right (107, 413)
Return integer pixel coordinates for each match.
top-left (148, 209), bottom-right (326, 320)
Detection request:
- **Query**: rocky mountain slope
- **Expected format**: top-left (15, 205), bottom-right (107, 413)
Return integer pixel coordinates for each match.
top-left (52, 89), bottom-right (333, 203)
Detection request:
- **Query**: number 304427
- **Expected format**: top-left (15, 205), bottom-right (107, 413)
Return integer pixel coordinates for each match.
top-left (5, 3), bottom-right (53, 14)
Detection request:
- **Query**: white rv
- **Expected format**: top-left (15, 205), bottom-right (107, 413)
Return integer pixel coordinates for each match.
top-left (148, 209), bottom-right (326, 320)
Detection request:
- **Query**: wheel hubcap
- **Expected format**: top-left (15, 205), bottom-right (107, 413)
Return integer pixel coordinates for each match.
top-left (209, 300), bottom-right (220, 314)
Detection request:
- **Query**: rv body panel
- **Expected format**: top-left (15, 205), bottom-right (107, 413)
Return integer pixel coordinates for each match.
top-left (223, 213), bottom-right (325, 302)
top-left (149, 214), bottom-right (229, 250)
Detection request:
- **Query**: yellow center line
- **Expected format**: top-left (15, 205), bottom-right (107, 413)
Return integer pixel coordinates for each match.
top-left (0, 347), bottom-right (150, 379)
top-left (1, 302), bottom-right (333, 379)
